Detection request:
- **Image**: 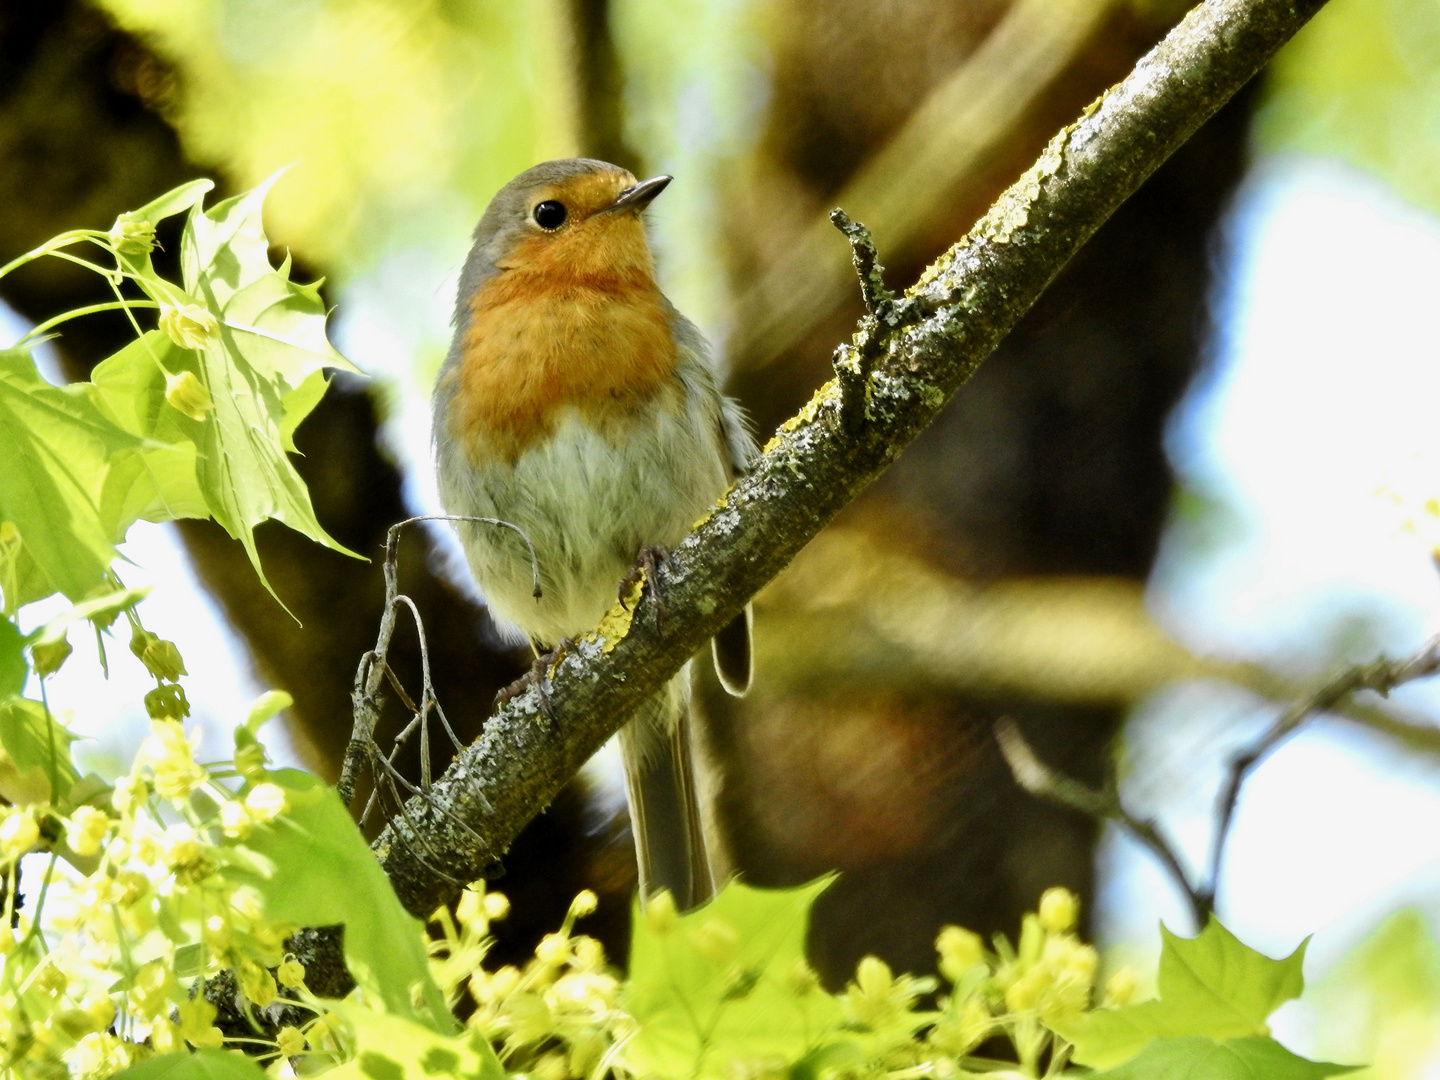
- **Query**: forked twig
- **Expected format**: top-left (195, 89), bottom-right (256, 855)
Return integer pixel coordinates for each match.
top-left (338, 514), bottom-right (538, 809)
top-left (1203, 634), bottom-right (1440, 909)
top-left (998, 635), bottom-right (1440, 927)
top-left (995, 719), bottom-right (1207, 928)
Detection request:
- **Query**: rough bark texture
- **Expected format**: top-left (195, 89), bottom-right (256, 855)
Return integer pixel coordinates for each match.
top-left (372, 0), bottom-right (1330, 952)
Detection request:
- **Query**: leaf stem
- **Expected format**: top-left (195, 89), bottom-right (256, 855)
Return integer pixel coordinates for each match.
top-left (0, 230), bottom-right (110, 281)
top-left (13, 301), bottom-right (161, 348)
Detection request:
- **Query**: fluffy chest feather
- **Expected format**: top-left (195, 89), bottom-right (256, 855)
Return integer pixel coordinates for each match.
top-left (444, 260), bottom-right (680, 464)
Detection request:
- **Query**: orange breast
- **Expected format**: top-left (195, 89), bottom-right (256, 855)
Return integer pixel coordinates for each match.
top-left (446, 228), bottom-right (680, 464)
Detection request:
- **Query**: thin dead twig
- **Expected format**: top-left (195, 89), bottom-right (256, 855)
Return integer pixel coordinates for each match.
top-left (995, 719), bottom-right (1207, 928)
top-left (1203, 634), bottom-right (1440, 909)
top-left (338, 514), bottom-right (539, 808)
top-left (997, 637), bottom-right (1440, 928)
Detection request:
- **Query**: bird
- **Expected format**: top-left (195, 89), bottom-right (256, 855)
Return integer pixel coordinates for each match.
top-left (432, 158), bottom-right (755, 910)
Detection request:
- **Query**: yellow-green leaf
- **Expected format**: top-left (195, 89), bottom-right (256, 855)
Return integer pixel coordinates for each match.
top-left (623, 877), bottom-right (842, 1079)
top-left (0, 349), bottom-right (140, 605)
top-left (1054, 919), bottom-right (1309, 1069)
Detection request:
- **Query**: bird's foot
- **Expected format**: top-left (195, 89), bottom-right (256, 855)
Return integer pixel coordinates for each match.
top-left (620, 545), bottom-right (674, 635)
top-left (493, 639), bottom-right (575, 727)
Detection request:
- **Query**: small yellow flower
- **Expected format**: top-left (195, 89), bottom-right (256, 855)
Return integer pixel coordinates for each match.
top-left (1103, 966), bottom-right (1138, 1007)
top-left (571, 935), bottom-right (605, 974)
top-left (856, 955), bottom-right (893, 1000)
top-left (66, 806), bottom-right (111, 857)
top-left (164, 371), bottom-right (213, 421)
top-left (109, 212), bottom-right (157, 257)
top-left (239, 959), bottom-right (277, 1008)
top-left (277, 958), bottom-right (306, 989)
top-left (1004, 966), bottom-right (1046, 1013)
top-left (82, 994), bottom-right (116, 1034)
top-left (457, 886), bottom-right (490, 937)
top-left (570, 889), bottom-right (598, 918)
top-left (178, 997), bottom-right (224, 1048)
top-left (115, 869), bottom-right (150, 906)
top-left (0, 808), bottom-right (40, 861)
top-left (143, 683), bottom-right (191, 723)
top-left (34, 959), bottom-right (69, 997)
top-left (64, 1031), bottom-right (129, 1080)
top-left (141, 720), bottom-right (206, 801)
top-left (643, 889), bottom-right (678, 935)
top-left (234, 741), bottom-right (267, 779)
top-left (472, 965), bottom-right (521, 1007)
top-left (930, 996), bottom-right (991, 1055)
top-left (547, 972), bottom-right (617, 1021)
top-left (533, 1051), bottom-right (568, 1080)
top-left (1038, 887), bottom-right (1080, 934)
top-left (219, 799), bottom-right (252, 839)
top-left (535, 932), bottom-right (569, 966)
top-left (842, 955), bottom-right (934, 1031)
top-left (159, 302), bottom-right (219, 351)
top-left (245, 782), bottom-right (288, 822)
top-left (202, 913), bottom-right (231, 954)
top-left (31, 635), bottom-right (72, 676)
top-left (150, 1016), bottom-right (182, 1053)
top-left (277, 1025), bottom-right (307, 1056)
top-left (131, 960), bottom-right (175, 1020)
top-left (484, 891), bottom-right (511, 921)
top-left (130, 631), bottom-right (188, 681)
top-left (936, 924), bottom-right (986, 982)
top-left (111, 773), bottom-right (149, 815)
top-left (568, 1028), bottom-right (606, 1079)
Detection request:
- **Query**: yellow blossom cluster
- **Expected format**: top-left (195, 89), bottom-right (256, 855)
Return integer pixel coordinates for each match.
top-left (427, 886), bottom-right (627, 1080)
top-left (924, 887), bottom-right (1134, 1076)
top-left (0, 715), bottom-right (324, 1079)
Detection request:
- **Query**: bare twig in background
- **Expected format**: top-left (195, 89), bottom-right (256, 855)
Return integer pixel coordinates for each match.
top-left (1202, 635), bottom-right (1440, 909)
top-left (563, 0), bottom-right (643, 174)
top-left (997, 637), bottom-right (1440, 928)
top-left (995, 718), bottom-right (1207, 928)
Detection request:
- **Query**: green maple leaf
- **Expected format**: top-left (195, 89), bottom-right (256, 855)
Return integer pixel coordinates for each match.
top-left (1052, 918), bottom-right (1309, 1068)
top-left (111, 1049), bottom-right (269, 1080)
top-left (0, 696), bottom-right (81, 805)
top-left (1089, 1036), bottom-right (1357, 1079)
top-left (91, 174), bottom-right (362, 606)
top-left (0, 348), bottom-right (141, 607)
top-left (221, 769), bottom-right (451, 1032)
top-left (622, 877), bottom-right (843, 1079)
top-left (323, 1005), bottom-right (505, 1080)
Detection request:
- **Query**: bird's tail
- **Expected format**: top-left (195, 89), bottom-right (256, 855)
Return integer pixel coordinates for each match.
top-left (618, 672), bottom-right (714, 910)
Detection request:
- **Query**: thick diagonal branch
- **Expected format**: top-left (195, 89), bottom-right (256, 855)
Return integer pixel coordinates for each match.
top-left (374, 0), bottom-right (1330, 919)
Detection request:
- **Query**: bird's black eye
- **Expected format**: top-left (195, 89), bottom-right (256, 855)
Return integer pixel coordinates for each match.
top-left (533, 200), bottom-right (567, 230)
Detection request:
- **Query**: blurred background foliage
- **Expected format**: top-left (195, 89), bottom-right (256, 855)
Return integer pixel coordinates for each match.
top-left (5, 0), bottom-right (1440, 1075)
top-left (1258, 0), bottom-right (1440, 216)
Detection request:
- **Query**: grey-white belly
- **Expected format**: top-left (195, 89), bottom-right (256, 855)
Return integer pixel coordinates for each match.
top-left (436, 405), bottom-right (726, 647)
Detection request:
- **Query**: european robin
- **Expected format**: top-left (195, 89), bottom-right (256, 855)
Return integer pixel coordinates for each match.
top-left (432, 158), bottom-right (755, 908)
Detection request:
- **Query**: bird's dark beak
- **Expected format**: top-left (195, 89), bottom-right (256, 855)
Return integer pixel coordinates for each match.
top-left (603, 175), bottom-right (672, 214)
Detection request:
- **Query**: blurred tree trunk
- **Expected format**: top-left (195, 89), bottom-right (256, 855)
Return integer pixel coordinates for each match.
top-left (701, 0), bottom-right (1252, 982)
